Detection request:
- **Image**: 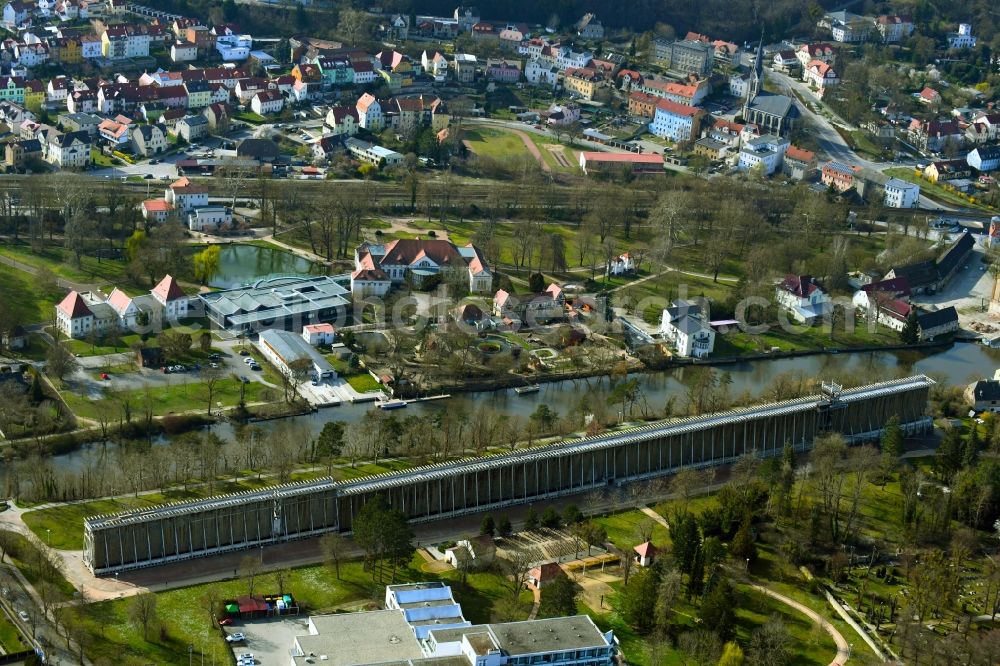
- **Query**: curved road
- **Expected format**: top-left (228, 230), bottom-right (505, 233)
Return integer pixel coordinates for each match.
top-left (750, 584), bottom-right (851, 666)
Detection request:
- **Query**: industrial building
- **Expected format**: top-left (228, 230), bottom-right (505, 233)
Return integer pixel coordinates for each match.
top-left (256, 329), bottom-right (337, 381)
top-left (84, 375), bottom-right (933, 574)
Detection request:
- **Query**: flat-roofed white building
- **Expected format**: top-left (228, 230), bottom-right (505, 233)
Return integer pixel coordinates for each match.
top-left (256, 328), bottom-right (337, 381)
top-left (188, 205), bottom-right (233, 231)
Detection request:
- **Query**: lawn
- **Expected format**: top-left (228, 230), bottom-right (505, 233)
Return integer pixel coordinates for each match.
top-left (346, 373), bottom-right (382, 393)
top-left (58, 375), bottom-right (278, 421)
top-left (463, 127), bottom-right (534, 161)
top-left (0, 613), bottom-right (28, 653)
top-left (592, 509), bottom-right (670, 550)
top-left (0, 530), bottom-right (76, 600)
top-left (0, 263), bottom-right (55, 325)
top-left (733, 586), bottom-right (838, 665)
top-left (885, 167), bottom-right (997, 212)
top-left (75, 553), bottom-right (531, 666)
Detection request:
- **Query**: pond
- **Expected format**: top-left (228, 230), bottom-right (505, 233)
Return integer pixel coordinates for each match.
top-left (208, 244), bottom-right (326, 289)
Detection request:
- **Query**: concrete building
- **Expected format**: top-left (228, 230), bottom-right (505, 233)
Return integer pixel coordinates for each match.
top-left (661, 299), bottom-right (715, 358)
top-left (737, 134), bottom-right (789, 175)
top-left (302, 323), bottom-right (335, 346)
top-left (82, 376), bottom-right (935, 574)
top-left (651, 38), bottom-right (714, 77)
top-left (948, 23), bottom-right (976, 49)
top-left (648, 99), bottom-right (703, 142)
top-left (453, 53), bottom-right (477, 83)
top-left (188, 205), bottom-right (233, 232)
top-left (345, 138), bottom-right (403, 168)
top-left (199, 275), bottom-right (350, 334)
top-left (256, 328), bottom-right (336, 382)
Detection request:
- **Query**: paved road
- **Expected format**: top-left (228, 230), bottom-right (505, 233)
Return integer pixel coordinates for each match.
top-left (751, 583), bottom-right (851, 666)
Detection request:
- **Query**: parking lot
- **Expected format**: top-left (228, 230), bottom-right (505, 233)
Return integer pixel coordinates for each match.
top-left (224, 616), bottom-right (312, 666)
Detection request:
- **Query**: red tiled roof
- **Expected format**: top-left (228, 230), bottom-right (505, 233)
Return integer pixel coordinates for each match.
top-left (143, 199), bottom-right (173, 212)
top-left (57, 291), bottom-right (92, 318)
top-left (106, 288), bottom-right (133, 314)
top-left (785, 145), bottom-right (816, 162)
top-left (634, 541), bottom-right (658, 557)
top-left (655, 98), bottom-right (701, 117)
top-left (152, 274), bottom-right (186, 301)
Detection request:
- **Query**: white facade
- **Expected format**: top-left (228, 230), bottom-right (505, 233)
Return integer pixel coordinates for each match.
top-left (884, 178), bottom-right (920, 208)
top-left (188, 205), bottom-right (233, 231)
top-left (737, 135), bottom-right (789, 175)
top-left (948, 24), bottom-right (976, 49)
top-left (648, 102), bottom-right (698, 141)
top-left (250, 91), bottom-right (284, 115)
top-left (525, 58), bottom-right (558, 87)
top-left (302, 323), bottom-right (335, 346)
top-left (356, 94), bottom-right (383, 130)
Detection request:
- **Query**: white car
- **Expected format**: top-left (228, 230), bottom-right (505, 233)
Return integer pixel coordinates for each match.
top-left (238, 654), bottom-right (254, 665)
top-left (226, 632), bottom-right (246, 643)
top-left (17, 610), bottom-right (29, 622)
top-left (244, 357), bottom-right (255, 365)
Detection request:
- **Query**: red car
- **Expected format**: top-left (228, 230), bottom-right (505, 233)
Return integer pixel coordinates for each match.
top-left (100, 373), bottom-right (110, 380)
top-left (219, 618), bottom-right (233, 626)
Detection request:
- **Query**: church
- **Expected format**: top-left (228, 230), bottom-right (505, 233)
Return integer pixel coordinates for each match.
top-left (741, 41), bottom-right (799, 135)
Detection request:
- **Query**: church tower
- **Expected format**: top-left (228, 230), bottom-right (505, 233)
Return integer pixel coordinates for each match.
top-left (743, 37), bottom-right (765, 119)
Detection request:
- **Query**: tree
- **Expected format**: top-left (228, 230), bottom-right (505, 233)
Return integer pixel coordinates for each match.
top-left (481, 514), bottom-right (497, 536)
top-left (314, 421), bottom-right (345, 473)
top-left (524, 507), bottom-right (539, 531)
top-left (199, 586), bottom-right (221, 628)
top-left (563, 504), bottom-right (583, 525)
top-left (717, 642), bottom-right (745, 666)
top-left (199, 331), bottom-right (212, 352)
top-left (159, 330), bottom-right (193, 361)
top-left (699, 577), bottom-right (737, 642)
top-left (880, 414), bottom-right (903, 463)
top-left (130, 592), bottom-right (158, 641)
top-left (193, 245), bottom-right (221, 285)
top-left (620, 567), bottom-right (658, 633)
top-left (352, 497), bottom-right (414, 582)
top-left (338, 8), bottom-right (372, 46)
top-left (653, 570), bottom-right (683, 635)
top-left (63, 213), bottom-right (96, 267)
top-left (239, 555), bottom-right (263, 597)
top-left (498, 514), bottom-right (513, 537)
top-left (540, 506), bottom-right (561, 529)
top-left (729, 516), bottom-right (757, 564)
top-left (46, 341), bottom-right (79, 381)
top-left (538, 574), bottom-right (577, 618)
top-left (900, 310), bottom-right (920, 344)
top-left (746, 616), bottom-right (792, 666)
top-left (528, 272), bottom-right (545, 293)
top-left (319, 532), bottom-right (348, 579)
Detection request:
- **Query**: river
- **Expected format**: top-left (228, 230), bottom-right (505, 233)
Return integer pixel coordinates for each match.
top-left (42, 341), bottom-right (1000, 474)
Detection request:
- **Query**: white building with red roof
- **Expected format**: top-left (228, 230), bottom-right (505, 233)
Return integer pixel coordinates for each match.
top-left (302, 323), bottom-right (335, 346)
top-left (55, 276), bottom-right (188, 338)
top-left (352, 239), bottom-right (492, 296)
top-left (802, 60), bottom-right (839, 92)
top-left (164, 176), bottom-right (208, 211)
top-left (775, 274), bottom-right (830, 323)
top-left (141, 198), bottom-right (174, 223)
top-left (607, 252), bottom-right (636, 276)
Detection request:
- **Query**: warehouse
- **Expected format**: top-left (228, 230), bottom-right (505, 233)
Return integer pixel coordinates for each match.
top-left (256, 329), bottom-right (336, 381)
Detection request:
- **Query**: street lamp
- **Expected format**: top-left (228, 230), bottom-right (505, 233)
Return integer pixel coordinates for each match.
top-left (45, 529), bottom-right (50, 547)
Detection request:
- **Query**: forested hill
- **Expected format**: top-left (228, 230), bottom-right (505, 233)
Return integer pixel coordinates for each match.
top-left (408, 0), bottom-right (820, 43)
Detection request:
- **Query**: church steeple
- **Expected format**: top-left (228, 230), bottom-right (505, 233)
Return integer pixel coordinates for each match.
top-left (743, 31), bottom-right (765, 119)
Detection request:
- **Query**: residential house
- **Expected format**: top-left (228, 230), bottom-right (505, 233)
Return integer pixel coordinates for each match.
top-left (202, 102), bottom-right (230, 133)
top-left (22, 79), bottom-right (42, 113)
top-left (968, 145), bottom-right (1000, 172)
top-left (525, 58), bottom-right (558, 88)
top-left (4, 137), bottom-right (41, 167)
top-left (80, 33), bottom-right (102, 59)
top-left (493, 284), bottom-right (565, 327)
top-left (795, 43), bottom-right (835, 68)
top-left (302, 323), bottom-right (335, 347)
top-left (250, 90), bottom-right (284, 116)
top-left (312, 135), bottom-right (341, 161)
top-left (46, 76), bottom-right (68, 103)
top-left (693, 137), bottom-right (728, 160)
top-left (56, 275), bottom-right (187, 339)
top-left (967, 113), bottom-right (1000, 145)
top-left (2, 1), bottom-right (30, 28)
top-left (772, 50), bottom-right (800, 74)
top-left (875, 15), bottom-right (914, 42)
top-left (660, 299), bottom-right (716, 358)
top-left (131, 123), bottom-right (166, 156)
top-left (918, 306), bottom-right (959, 339)
top-left (884, 178), bottom-right (920, 208)
top-left (175, 114), bottom-right (208, 142)
top-left (776, 275), bottom-right (830, 323)
top-left (324, 106), bottom-right (359, 136)
top-left (45, 130), bottom-right (91, 168)
top-left (165, 177), bottom-right (209, 211)
top-left (421, 51), bottom-right (449, 80)
top-left (822, 10), bottom-right (874, 42)
top-left (576, 13), bottom-right (604, 40)
top-left (948, 23), bottom-right (976, 49)
top-left (453, 53), bottom-right (477, 83)
top-left (485, 59), bottom-right (520, 84)
top-left (170, 41), bottom-right (198, 63)
top-left (965, 379), bottom-right (1000, 412)
top-left (852, 277), bottom-right (912, 331)
top-left (0, 76), bottom-right (25, 104)
top-left (917, 87), bottom-right (941, 105)
top-left (141, 198), bottom-right (173, 223)
top-left (923, 159), bottom-right (971, 183)
top-left (98, 115), bottom-right (132, 147)
top-left (188, 206), bottom-right (233, 232)
top-left (353, 238), bottom-right (492, 296)
top-left (803, 60), bottom-right (839, 91)
top-left (236, 138), bottom-right (281, 163)
top-left (546, 103), bottom-right (580, 127)
top-left (821, 161), bottom-right (857, 192)
top-left (782, 145), bottom-right (818, 181)
top-left (627, 91), bottom-right (658, 119)
top-left (648, 98), bottom-right (703, 142)
top-left (554, 58), bottom-right (602, 93)
top-left (527, 563), bottom-right (565, 590)
top-left (101, 25), bottom-right (151, 59)
top-left (58, 111), bottom-right (102, 135)
top-left (444, 536), bottom-right (496, 571)
top-left (234, 78), bottom-right (268, 104)
top-left (356, 93), bottom-right (382, 131)
top-left (351, 60), bottom-right (376, 85)
top-left (737, 134), bottom-right (789, 175)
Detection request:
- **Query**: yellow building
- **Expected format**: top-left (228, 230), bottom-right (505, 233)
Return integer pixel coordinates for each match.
top-left (59, 37), bottom-right (83, 64)
top-left (24, 80), bottom-right (44, 113)
top-left (563, 67), bottom-right (602, 100)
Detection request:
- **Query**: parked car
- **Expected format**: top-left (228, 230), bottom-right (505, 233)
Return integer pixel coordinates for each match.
top-left (100, 373), bottom-right (110, 380)
top-left (17, 610), bottom-right (29, 622)
top-left (239, 376), bottom-right (250, 384)
top-left (250, 363), bottom-right (261, 371)
top-left (239, 349), bottom-right (250, 356)
top-left (218, 618), bottom-right (233, 626)
top-left (226, 633), bottom-right (246, 643)
top-left (244, 357), bottom-right (254, 365)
